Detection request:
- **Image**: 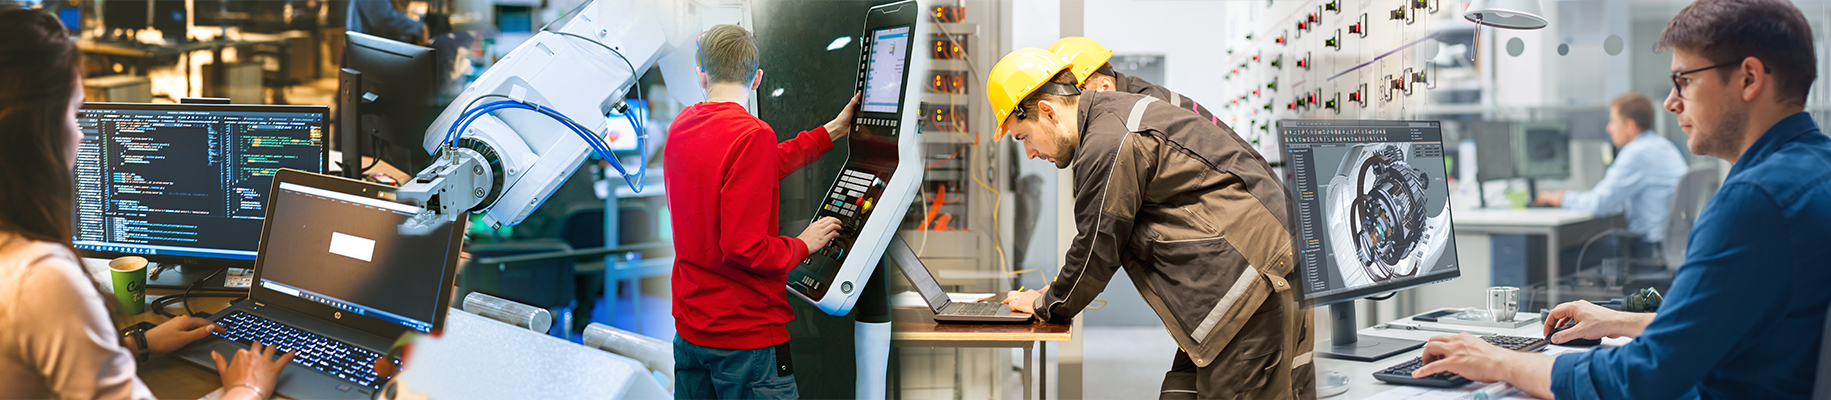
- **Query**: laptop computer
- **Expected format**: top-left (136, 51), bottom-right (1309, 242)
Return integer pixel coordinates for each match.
top-left (172, 169), bottom-right (466, 399)
top-left (886, 236), bottom-right (1032, 323)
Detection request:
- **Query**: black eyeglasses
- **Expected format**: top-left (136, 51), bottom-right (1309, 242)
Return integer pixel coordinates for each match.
top-left (1670, 61), bottom-right (1741, 99)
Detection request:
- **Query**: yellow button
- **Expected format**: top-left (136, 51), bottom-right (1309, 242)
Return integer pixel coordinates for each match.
top-left (863, 199), bottom-right (873, 211)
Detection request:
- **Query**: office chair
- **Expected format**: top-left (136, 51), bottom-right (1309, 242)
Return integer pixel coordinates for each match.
top-left (1569, 163), bottom-right (1719, 295)
top-left (1661, 164), bottom-right (1720, 269)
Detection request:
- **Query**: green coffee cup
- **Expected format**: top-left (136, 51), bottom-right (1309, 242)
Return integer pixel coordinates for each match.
top-left (109, 256), bottom-right (148, 315)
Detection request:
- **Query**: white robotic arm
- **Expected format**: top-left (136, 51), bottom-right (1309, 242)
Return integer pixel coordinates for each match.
top-left (395, 0), bottom-right (675, 232)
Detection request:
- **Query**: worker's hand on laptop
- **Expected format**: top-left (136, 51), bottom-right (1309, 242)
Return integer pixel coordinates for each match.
top-left (1545, 300), bottom-right (1650, 341)
top-left (1534, 190), bottom-right (1565, 207)
top-left (824, 93), bottom-right (863, 141)
top-left (1001, 286), bottom-right (1048, 314)
top-left (212, 341), bottom-right (295, 400)
top-left (799, 217), bottom-right (844, 254)
top-left (144, 315), bottom-right (223, 354)
top-left (1413, 333), bottom-right (1518, 383)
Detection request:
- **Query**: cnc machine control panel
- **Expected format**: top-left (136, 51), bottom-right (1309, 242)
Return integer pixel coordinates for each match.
top-left (787, 0), bottom-right (922, 315)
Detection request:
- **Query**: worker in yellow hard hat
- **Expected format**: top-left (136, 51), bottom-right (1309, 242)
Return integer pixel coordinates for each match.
top-left (988, 48), bottom-right (1313, 400)
top-left (1048, 37), bottom-right (1220, 125)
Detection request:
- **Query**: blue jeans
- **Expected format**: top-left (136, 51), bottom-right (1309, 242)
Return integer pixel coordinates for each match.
top-left (673, 336), bottom-right (798, 399)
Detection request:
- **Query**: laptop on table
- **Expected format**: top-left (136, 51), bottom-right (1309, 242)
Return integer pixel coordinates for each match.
top-left (173, 169), bottom-right (466, 399)
top-left (886, 236), bottom-right (1032, 323)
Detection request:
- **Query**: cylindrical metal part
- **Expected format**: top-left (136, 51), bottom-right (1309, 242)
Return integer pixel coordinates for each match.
top-left (462, 292), bottom-right (553, 333)
top-left (581, 322), bottom-right (674, 378)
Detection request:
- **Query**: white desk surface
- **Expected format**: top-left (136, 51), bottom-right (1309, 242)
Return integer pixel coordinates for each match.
top-left (1450, 207), bottom-right (1600, 228)
top-left (1320, 309), bottom-right (1630, 400)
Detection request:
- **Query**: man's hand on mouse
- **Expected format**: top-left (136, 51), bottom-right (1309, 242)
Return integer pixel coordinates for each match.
top-left (1543, 300), bottom-right (1654, 342)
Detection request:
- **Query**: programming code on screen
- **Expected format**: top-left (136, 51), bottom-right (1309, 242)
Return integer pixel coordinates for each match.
top-left (74, 107), bottom-right (324, 260)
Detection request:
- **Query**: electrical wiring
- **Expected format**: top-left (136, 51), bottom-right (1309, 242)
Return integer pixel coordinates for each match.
top-left (448, 101), bottom-right (612, 157)
top-left (442, 99), bottom-right (650, 191)
top-left (544, 28), bottom-right (649, 156)
top-left (924, 147), bottom-right (963, 171)
top-left (183, 267), bottom-right (227, 317)
top-left (928, 9), bottom-right (1008, 276)
top-left (437, 27), bottom-right (653, 192)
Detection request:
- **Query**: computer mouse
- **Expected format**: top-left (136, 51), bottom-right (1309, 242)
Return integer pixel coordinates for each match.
top-left (1548, 322), bottom-right (1603, 347)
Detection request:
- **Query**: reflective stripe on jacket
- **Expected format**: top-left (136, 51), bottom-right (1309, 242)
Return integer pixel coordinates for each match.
top-left (1113, 72), bottom-right (1219, 125)
top-left (1034, 91), bottom-right (1315, 398)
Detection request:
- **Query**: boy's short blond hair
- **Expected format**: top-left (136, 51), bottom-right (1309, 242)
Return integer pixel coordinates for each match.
top-left (698, 24), bottom-right (759, 85)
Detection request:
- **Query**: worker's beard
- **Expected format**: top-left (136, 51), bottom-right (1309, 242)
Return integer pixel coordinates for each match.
top-left (1693, 107), bottom-right (1749, 160)
top-left (1051, 130), bottom-right (1079, 169)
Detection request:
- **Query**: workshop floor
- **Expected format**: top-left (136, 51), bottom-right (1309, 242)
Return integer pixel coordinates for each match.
top-left (1084, 326), bottom-right (1180, 399)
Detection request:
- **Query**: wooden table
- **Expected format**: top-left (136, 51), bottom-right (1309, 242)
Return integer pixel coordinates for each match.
top-left (892, 318), bottom-right (1074, 400)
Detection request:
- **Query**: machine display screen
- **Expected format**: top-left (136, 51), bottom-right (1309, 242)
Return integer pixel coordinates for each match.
top-left (861, 26), bottom-right (911, 114)
top-left (1279, 120), bottom-right (1461, 306)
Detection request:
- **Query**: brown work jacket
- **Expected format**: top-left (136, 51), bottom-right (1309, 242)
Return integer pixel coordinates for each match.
top-left (1031, 90), bottom-right (1315, 399)
top-left (1113, 71), bottom-right (1220, 125)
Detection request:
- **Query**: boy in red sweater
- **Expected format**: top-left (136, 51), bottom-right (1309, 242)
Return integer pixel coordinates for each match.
top-left (663, 24), bottom-right (858, 399)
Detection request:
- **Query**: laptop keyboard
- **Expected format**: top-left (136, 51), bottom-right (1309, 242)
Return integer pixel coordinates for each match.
top-left (942, 302), bottom-right (1007, 316)
top-left (212, 311), bottom-right (393, 390)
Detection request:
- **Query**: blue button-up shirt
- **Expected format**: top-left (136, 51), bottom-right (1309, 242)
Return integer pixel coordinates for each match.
top-left (1551, 112), bottom-right (1831, 400)
top-left (1560, 131), bottom-right (1689, 243)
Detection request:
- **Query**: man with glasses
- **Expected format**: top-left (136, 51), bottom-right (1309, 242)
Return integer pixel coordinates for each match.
top-left (1403, 0), bottom-right (1831, 399)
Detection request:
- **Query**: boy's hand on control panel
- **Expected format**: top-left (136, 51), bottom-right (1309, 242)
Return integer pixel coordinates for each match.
top-left (825, 94), bottom-right (862, 141)
top-left (800, 217), bottom-right (844, 254)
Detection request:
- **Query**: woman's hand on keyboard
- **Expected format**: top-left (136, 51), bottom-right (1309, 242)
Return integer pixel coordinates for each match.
top-left (213, 341), bottom-right (295, 400)
top-left (145, 315), bottom-right (223, 354)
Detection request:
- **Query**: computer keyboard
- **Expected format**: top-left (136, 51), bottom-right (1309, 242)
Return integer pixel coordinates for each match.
top-left (1371, 335), bottom-right (1549, 388)
top-left (1483, 334), bottom-right (1549, 352)
top-left (942, 302), bottom-right (1006, 316)
top-left (212, 311), bottom-right (393, 390)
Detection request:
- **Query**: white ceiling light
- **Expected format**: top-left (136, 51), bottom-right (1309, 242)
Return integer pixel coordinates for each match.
top-left (1464, 0), bottom-right (1548, 30)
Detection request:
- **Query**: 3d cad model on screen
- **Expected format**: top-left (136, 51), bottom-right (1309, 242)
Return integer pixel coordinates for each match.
top-left (1324, 143), bottom-right (1451, 288)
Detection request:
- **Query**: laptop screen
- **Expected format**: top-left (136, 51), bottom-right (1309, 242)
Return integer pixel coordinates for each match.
top-left (255, 181), bottom-right (459, 333)
top-left (885, 237), bottom-right (949, 312)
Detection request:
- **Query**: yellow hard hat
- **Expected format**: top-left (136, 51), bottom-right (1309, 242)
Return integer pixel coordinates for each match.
top-left (1047, 37), bottom-right (1114, 86)
top-left (987, 48), bottom-right (1078, 141)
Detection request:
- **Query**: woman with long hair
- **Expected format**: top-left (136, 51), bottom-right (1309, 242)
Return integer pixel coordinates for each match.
top-left (0, 8), bottom-right (293, 400)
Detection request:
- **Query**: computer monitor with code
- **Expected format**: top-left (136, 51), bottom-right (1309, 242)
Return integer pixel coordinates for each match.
top-left (73, 103), bottom-right (327, 288)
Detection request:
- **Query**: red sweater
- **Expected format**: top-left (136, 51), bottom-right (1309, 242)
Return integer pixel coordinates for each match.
top-left (664, 102), bottom-right (833, 350)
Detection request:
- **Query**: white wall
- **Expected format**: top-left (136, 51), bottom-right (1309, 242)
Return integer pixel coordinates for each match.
top-left (1080, 0), bottom-right (1233, 112)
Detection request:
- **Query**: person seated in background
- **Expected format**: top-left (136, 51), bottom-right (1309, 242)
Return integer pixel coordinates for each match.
top-left (1535, 92), bottom-right (1688, 261)
top-left (0, 8), bottom-right (293, 400)
top-left (347, 0), bottom-right (427, 45)
top-left (1414, 0), bottom-right (1831, 398)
